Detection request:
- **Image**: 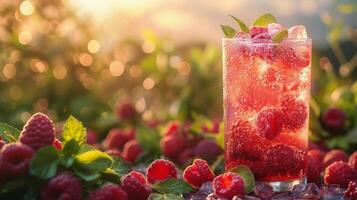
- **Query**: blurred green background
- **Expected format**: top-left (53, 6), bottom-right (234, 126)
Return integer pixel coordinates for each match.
top-left (0, 0), bottom-right (356, 151)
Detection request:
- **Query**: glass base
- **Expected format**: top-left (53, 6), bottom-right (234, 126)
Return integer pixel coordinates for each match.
top-left (258, 178), bottom-right (306, 192)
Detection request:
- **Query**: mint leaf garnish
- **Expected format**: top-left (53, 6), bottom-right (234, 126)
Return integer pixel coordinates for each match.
top-left (0, 123), bottom-right (20, 143)
top-left (110, 156), bottom-right (131, 177)
top-left (149, 193), bottom-right (184, 200)
top-left (252, 13), bottom-right (277, 27)
top-left (272, 29), bottom-right (288, 43)
top-left (74, 150), bottom-right (112, 172)
top-left (229, 15), bottom-right (249, 33)
top-left (73, 167), bottom-right (101, 182)
top-left (30, 146), bottom-right (60, 179)
top-left (62, 115), bottom-right (86, 146)
top-left (230, 165), bottom-right (256, 193)
top-left (153, 179), bottom-right (194, 195)
top-left (220, 25), bottom-right (236, 38)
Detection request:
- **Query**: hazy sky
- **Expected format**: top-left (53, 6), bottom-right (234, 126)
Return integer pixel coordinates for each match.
top-left (69, 0), bottom-right (356, 49)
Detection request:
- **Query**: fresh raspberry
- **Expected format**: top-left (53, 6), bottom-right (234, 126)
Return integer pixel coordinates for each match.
top-left (307, 152), bottom-right (323, 184)
top-left (147, 159), bottom-right (177, 184)
top-left (0, 142), bottom-right (34, 177)
top-left (87, 184), bottom-right (128, 200)
top-left (256, 108), bottom-right (283, 140)
top-left (228, 119), bottom-right (265, 161)
top-left (276, 46), bottom-right (310, 69)
top-left (321, 108), bottom-right (346, 131)
top-left (122, 171), bottom-right (152, 200)
top-left (19, 113), bottom-right (55, 151)
top-left (213, 172), bottom-right (245, 199)
top-left (163, 121), bottom-right (180, 136)
top-left (250, 26), bottom-right (270, 39)
top-left (344, 181), bottom-right (357, 199)
top-left (323, 149), bottom-right (348, 169)
top-left (160, 134), bottom-right (186, 158)
top-left (225, 158), bottom-right (266, 180)
top-left (324, 161), bottom-right (357, 187)
top-left (195, 140), bottom-right (223, 160)
top-left (176, 148), bottom-right (195, 165)
top-left (263, 144), bottom-right (305, 175)
top-left (122, 140), bottom-right (143, 163)
top-left (308, 149), bottom-right (325, 163)
top-left (349, 151), bottom-right (357, 171)
top-left (53, 138), bottom-right (62, 150)
top-left (183, 159), bottom-right (215, 188)
top-left (86, 129), bottom-right (98, 145)
top-left (116, 101), bottom-right (137, 120)
top-left (41, 172), bottom-right (82, 200)
top-left (103, 128), bottom-right (128, 150)
top-left (280, 95), bottom-right (308, 130)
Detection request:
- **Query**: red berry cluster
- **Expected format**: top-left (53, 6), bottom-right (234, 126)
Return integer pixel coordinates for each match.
top-left (306, 147), bottom-right (357, 193)
top-left (0, 113), bottom-right (57, 183)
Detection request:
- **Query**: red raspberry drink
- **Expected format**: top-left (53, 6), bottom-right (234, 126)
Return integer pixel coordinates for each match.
top-left (222, 16), bottom-right (311, 191)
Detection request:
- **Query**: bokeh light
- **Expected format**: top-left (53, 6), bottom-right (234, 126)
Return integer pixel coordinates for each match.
top-left (20, 1), bottom-right (34, 16)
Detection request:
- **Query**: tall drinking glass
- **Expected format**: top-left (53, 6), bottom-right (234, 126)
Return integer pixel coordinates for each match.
top-left (223, 38), bottom-right (311, 191)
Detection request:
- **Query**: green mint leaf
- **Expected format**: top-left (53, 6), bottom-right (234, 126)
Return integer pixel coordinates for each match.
top-left (101, 168), bottom-right (120, 182)
top-left (136, 126), bottom-right (161, 152)
top-left (252, 13), bottom-right (277, 27)
top-left (0, 123), bottom-right (20, 143)
top-left (229, 15), bottom-right (249, 33)
top-left (73, 167), bottom-right (101, 182)
top-left (62, 115), bottom-right (86, 146)
top-left (272, 29), bottom-right (288, 43)
top-left (153, 179), bottom-right (194, 195)
top-left (74, 150), bottom-right (112, 173)
top-left (30, 146), bottom-right (60, 179)
top-left (62, 138), bottom-right (80, 156)
top-left (220, 25), bottom-right (236, 38)
top-left (0, 179), bottom-right (27, 194)
top-left (110, 156), bottom-right (131, 177)
top-left (149, 193), bottom-right (184, 200)
top-left (78, 144), bottom-right (96, 154)
top-left (230, 165), bottom-right (256, 193)
top-left (60, 139), bottom-right (80, 167)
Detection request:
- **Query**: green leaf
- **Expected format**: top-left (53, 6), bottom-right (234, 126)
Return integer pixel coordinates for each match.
top-left (74, 150), bottom-right (112, 172)
top-left (136, 126), bottom-right (161, 152)
top-left (110, 156), bottom-right (131, 177)
top-left (229, 15), bottom-right (249, 33)
top-left (62, 138), bottom-right (80, 156)
top-left (101, 168), bottom-right (120, 182)
top-left (252, 13), bottom-right (277, 27)
top-left (78, 144), bottom-right (96, 154)
top-left (60, 139), bottom-right (80, 167)
top-left (0, 123), bottom-right (20, 143)
top-left (272, 29), bottom-right (288, 43)
top-left (153, 179), bottom-right (194, 195)
top-left (30, 146), bottom-right (60, 179)
top-left (62, 115), bottom-right (86, 146)
top-left (0, 179), bottom-right (27, 194)
top-left (149, 193), bottom-right (184, 200)
top-left (230, 165), bottom-right (256, 193)
top-left (73, 167), bottom-right (101, 182)
top-left (220, 25), bottom-right (236, 38)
